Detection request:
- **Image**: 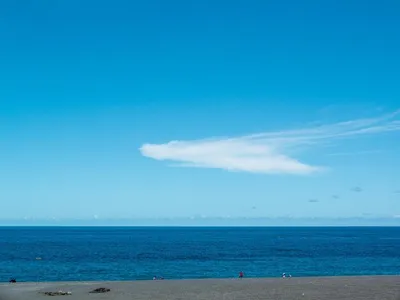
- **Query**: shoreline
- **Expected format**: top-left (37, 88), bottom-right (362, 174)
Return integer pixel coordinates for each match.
top-left (1, 276), bottom-right (399, 300)
top-left (1, 274), bottom-right (399, 284)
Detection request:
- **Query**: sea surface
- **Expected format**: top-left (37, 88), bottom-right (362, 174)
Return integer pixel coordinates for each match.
top-left (0, 226), bottom-right (399, 282)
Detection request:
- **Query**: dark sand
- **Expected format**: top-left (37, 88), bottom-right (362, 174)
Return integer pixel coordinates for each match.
top-left (1, 276), bottom-right (399, 300)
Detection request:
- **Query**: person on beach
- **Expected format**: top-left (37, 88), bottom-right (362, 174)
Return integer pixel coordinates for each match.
top-left (239, 271), bottom-right (244, 279)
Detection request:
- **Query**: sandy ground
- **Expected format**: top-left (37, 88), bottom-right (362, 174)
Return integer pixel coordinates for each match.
top-left (1, 276), bottom-right (399, 300)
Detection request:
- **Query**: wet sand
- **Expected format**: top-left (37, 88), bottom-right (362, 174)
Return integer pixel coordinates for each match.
top-left (1, 276), bottom-right (399, 300)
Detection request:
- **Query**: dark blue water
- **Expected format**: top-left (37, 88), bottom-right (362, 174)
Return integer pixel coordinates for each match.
top-left (0, 227), bottom-right (399, 282)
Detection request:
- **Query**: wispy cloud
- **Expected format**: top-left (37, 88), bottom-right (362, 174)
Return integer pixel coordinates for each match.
top-left (332, 195), bottom-right (340, 199)
top-left (326, 150), bottom-right (383, 157)
top-left (140, 111), bottom-right (400, 175)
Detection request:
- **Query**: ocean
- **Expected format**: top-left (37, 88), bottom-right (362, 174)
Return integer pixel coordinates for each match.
top-left (0, 226), bottom-right (399, 282)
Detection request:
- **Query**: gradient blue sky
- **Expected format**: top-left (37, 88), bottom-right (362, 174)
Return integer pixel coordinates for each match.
top-left (0, 0), bottom-right (399, 225)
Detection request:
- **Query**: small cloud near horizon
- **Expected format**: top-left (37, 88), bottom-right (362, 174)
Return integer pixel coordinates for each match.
top-left (332, 195), bottom-right (340, 199)
top-left (140, 110), bottom-right (400, 175)
top-left (361, 213), bottom-right (373, 217)
top-left (351, 187), bottom-right (363, 192)
top-left (308, 199), bottom-right (319, 203)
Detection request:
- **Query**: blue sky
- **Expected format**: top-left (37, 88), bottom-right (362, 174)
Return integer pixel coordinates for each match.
top-left (0, 0), bottom-right (399, 225)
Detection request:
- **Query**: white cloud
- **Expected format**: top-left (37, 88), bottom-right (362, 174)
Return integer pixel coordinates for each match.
top-left (139, 110), bottom-right (400, 175)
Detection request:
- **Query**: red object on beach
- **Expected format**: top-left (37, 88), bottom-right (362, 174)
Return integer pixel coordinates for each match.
top-left (239, 271), bottom-right (244, 278)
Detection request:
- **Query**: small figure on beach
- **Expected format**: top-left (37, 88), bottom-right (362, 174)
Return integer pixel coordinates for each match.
top-left (153, 276), bottom-right (157, 280)
top-left (89, 287), bottom-right (110, 294)
top-left (9, 278), bottom-right (16, 283)
top-left (239, 271), bottom-right (244, 279)
top-left (282, 273), bottom-right (286, 278)
top-left (42, 290), bottom-right (72, 296)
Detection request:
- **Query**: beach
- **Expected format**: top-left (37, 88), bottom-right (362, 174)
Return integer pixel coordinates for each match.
top-left (1, 276), bottom-right (399, 300)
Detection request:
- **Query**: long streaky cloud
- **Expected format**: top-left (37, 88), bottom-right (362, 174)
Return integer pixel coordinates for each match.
top-left (139, 110), bottom-right (400, 175)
